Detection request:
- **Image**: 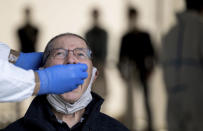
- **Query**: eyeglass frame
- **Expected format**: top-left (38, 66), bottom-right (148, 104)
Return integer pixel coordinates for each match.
top-left (48, 48), bottom-right (92, 60)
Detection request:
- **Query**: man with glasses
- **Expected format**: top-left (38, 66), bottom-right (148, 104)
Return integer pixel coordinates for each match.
top-left (3, 33), bottom-right (129, 131)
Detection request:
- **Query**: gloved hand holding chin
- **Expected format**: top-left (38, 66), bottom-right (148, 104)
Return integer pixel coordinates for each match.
top-left (36, 63), bottom-right (88, 95)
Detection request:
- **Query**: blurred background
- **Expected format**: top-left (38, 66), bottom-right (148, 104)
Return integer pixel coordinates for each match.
top-left (0, 0), bottom-right (186, 131)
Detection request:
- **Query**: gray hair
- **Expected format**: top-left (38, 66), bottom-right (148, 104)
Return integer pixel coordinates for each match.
top-left (42, 32), bottom-right (91, 66)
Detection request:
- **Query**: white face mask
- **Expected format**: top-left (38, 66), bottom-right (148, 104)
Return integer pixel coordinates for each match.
top-left (47, 67), bottom-right (97, 114)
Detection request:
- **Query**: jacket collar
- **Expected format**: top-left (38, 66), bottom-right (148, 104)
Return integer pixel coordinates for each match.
top-left (23, 92), bottom-right (104, 129)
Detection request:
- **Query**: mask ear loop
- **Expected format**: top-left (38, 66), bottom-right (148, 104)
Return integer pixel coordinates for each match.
top-left (86, 67), bottom-right (97, 91)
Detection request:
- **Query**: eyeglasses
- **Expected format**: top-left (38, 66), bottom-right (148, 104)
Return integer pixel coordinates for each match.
top-left (49, 48), bottom-right (92, 60)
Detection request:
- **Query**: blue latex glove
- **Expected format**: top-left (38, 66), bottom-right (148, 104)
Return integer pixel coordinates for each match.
top-left (36, 63), bottom-right (88, 95)
top-left (15, 52), bottom-right (43, 70)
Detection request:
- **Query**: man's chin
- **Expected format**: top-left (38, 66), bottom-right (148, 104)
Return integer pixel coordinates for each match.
top-left (71, 85), bottom-right (82, 93)
top-left (60, 93), bottom-right (80, 103)
top-left (60, 88), bottom-right (82, 102)
top-left (61, 85), bottom-right (82, 95)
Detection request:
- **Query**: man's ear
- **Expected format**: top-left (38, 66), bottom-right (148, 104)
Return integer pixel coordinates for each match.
top-left (93, 70), bottom-right (99, 83)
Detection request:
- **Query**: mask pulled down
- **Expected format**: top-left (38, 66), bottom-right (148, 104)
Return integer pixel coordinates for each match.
top-left (47, 67), bottom-right (97, 114)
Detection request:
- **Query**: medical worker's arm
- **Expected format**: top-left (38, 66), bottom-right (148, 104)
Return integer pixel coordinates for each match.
top-left (0, 43), bottom-right (88, 102)
top-left (0, 60), bottom-right (87, 102)
top-left (0, 59), bottom-right (37, 102)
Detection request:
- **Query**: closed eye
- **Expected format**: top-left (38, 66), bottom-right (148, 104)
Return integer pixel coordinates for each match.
top-left (54, 52), bottom-right (65, 56)
top-left (77, 53), bottom-right (85, 56)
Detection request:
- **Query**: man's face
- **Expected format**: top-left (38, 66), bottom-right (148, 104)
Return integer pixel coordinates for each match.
top-left (44, 35), bottom-right (94, 103)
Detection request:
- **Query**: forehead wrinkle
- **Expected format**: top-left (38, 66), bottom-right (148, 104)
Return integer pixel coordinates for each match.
top-left (52, 35), bottom-right (87, 49)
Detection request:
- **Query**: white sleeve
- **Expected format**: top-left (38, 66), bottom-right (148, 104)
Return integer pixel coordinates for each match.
top-left (0, 59), bottom-right (36, 102)
top-left (0, 42), bottom-right (10, 61)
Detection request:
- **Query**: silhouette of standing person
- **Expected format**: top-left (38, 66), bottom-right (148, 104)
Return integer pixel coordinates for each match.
top-left (118, 7), bottom-right (156, 131)
top-left (17, 7), bottom-right (39, 53)
top-left (15, 6), bottom-right (39, 119)
top-left (161, 0), bottom-right (203, 130)
top-left (85, 8), bottom-right (108, 98)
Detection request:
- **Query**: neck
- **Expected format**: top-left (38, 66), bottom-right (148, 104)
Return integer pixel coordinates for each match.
top-left (53, 108), bottom-right (85, 128)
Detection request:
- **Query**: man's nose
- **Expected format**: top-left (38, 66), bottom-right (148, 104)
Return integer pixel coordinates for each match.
top-left (64, 51), bottom-right (78, 64)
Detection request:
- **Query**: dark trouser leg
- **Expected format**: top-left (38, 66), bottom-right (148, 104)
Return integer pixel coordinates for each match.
top-left (140, 73), bottom-right (153, 131)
